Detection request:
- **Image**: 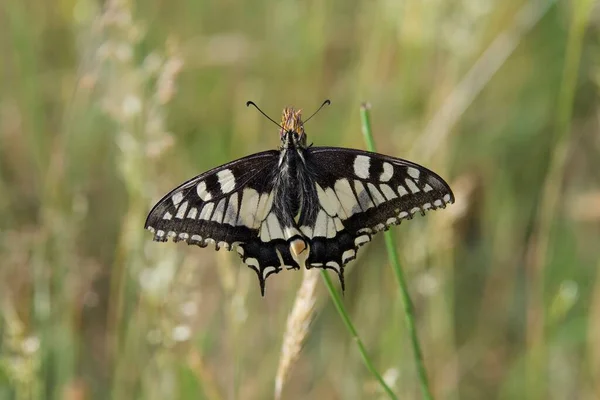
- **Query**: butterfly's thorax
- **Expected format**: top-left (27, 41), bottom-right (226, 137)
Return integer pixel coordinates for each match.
top-left (275, 109), bottom-right (323, 227)
top-left (275, 134), bottom-right (314, 222)
top-left (276, 107), bottom-right (311, 223)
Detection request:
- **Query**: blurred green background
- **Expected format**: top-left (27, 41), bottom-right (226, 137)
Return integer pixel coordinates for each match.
top-left (1, 0), bottom-right (599, 398)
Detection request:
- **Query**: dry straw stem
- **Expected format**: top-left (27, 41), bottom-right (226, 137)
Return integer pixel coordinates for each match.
top-left (416, 0), bottom-right (557, 160)
top-left (187, 348), bottom-right (224, 400)
top-left (89, 0), bottom-right (186, 396)
top-left (274, 268), bottom-right (320, 400)
top-left (589, 257), bottom-right (600, 395)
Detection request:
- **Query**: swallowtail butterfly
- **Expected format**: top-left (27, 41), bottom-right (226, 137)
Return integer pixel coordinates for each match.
top-left (145, 102), bottom-right (454, 295)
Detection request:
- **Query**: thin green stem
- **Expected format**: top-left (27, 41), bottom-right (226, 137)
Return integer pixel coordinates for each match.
top-left (320, 271), bottom-right (397, 400)
top-left (360, 103), bottom-right (434, 400)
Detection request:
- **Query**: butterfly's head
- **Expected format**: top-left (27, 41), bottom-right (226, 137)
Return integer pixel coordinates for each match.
top-left (280, 107), bottom-right (307, 149)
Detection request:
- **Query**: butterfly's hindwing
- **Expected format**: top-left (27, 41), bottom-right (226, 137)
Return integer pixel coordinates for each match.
top-left (297, 147), bottom-right (454, 286)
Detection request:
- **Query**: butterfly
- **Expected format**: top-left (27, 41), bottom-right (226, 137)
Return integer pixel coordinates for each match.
top-left (145, 101), bottom-right (454, 295)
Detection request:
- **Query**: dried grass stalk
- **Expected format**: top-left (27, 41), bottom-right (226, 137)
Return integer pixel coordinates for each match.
top-left (274, 268), bottom-right (320, 400)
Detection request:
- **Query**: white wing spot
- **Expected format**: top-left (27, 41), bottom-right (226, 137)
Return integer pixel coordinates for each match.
top-left (334, 217), bottom-right (344, 232)
top-left (262, 266), bottom-right (277, 279)
top-left (398, 185), bottom-right (409, 197)
top-left (424, 184), bottom-right (433, 192)
top-left (163, 211), bottom-right (172, 220)
top-left (176, 201), bottom-right (188, 219)
top-left (405, 178), bottom-right (420, 193)
top-left (237, 188), bottom-right (260, 228)
top-left (410, 207), bottom-right (421, 215)
top-left (246, 257), bottom-right (259, 269)
top-left (236, 246), bottom-right (244, 256)
top-left (325, 187), bottom-right (342, 217)
top-left (443, 194), bottom-right (451, 202)
top-left (260, 223), bottom-right (271, 242)
top-left (316, 183), bottom-right (338, 216)
top-left (211, 198), bottom-right (226, 223)
top-left (217, 169), bottom-right (236, 194)
top-left (434, 199), bottom-right (443, 207)
top-left (256, 192), bottom-right (275, 223)
top-left (423, 202), bottom-right (432, 210)
top-left (199, 202), bottom-right (214, 220)
top-left (172, 192), bottom-right (184, 206)
top-left (266, 213), bottom-right (284, 239)
top-left (223, 193), bottom-right (239, 225)
top-left (407, 167), bottom-right (420, 180)
top-left (380, 184), bottom-right (397, 200)
top-left (314, 210), bottom-right (328, 237)
top-left (354, 235), bottom-right (371, 247)
top-left (386, 217), bottom-right (397, 225)
top-left (156, 230), bottom-right (165, 237)
top-left (179, 233), bottom-right (189, 240)
top-left (196, 181), bottom-right (212, 201)
top-left (353, 155), bottom-right (371, 179)
top-left (300, 225), bottom-right (313, 237)
top-left (335, 179), bottom-right (358, 218)
top-left (191, 234), bottom-right (202, 241)
top-left (380, 162), bottom-right (394, 182)
top-left (326, 261), bottom-right (341, 273)
top-left (398, 211), bottom-right (409, 219)
top-left (326, 216), bottom-right (336, 238)
top-left (367, 183), bottom-right (386, 205)
top-left (354, 180), bottom-right (374, 211)
top-left (342, 249), bottom-right (356, 263)
top-left (187, 207), bottom-right (198, 219)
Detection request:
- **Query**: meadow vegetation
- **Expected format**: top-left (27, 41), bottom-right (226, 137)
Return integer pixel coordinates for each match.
top-left (1, 0), bottom-right (598, 398)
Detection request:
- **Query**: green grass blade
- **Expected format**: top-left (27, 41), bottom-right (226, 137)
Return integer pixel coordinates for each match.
top-left (360, 103), bottom-right (434, 400)
top-left (320, 271), bottom-right (397, 400)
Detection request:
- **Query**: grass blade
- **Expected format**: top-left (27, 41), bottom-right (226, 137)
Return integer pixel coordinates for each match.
top-left (360, 103), bottom-right (434, 400)
top-left (320, 271), bottom-right (397, 399)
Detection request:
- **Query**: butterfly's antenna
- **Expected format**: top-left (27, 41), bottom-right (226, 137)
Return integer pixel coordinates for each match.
top-left (246, 101), bottom-right (283, 129)
top-left (304, 99), bottom-right (331, 123)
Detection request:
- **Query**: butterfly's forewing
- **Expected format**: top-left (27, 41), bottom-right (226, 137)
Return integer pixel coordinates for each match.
top-left (297, 147), bottom-right (454, 287)
top-left (145, 150), bottom-right (297, 292)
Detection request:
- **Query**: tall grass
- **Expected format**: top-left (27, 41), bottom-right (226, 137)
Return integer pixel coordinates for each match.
top-left (1, 0), bottom-right (599, 399)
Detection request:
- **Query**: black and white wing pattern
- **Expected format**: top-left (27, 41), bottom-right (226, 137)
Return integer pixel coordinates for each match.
top-left (296, 147), bottom-right (454, 288)
top-left (146, 98), bottom-right (457, 297)
top-left (145, 151), bottom-right (301, 295)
